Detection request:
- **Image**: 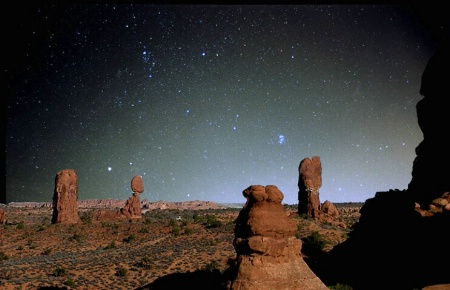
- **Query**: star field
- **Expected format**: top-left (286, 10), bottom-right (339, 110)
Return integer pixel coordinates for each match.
top-left (5, 4), bottom-right (438, 204)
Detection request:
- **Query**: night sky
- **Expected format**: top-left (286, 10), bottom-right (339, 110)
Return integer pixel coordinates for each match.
top-left (4, 3), bottom-right (441, 204)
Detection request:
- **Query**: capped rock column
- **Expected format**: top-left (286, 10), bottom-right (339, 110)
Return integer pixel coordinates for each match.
top-left (121, 175), bottom-right (144, 219)
top-left (229, 185), bottom-right (328, 290)
top-left (52, 169), bottom-right (80, 224)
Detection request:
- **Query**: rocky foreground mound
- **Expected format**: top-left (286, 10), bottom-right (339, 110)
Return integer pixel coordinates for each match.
top-left (226, 185), bottom-right (328, 290)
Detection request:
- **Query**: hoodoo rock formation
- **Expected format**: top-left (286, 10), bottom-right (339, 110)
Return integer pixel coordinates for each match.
top-left (51, 169), bottom-right (80, 224)
top-left (120, 175), bottom-right (144, 219)
top-left (316, 36), bottom-right (450, 290)
top-left (298, 156), bottom-right (322, 218)
top-left (297, 156), bottom-right (340, 224)
top-left (227, 185), bottom-right (328, 290)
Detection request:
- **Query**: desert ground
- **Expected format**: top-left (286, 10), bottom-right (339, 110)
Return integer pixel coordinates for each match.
top-left (0, 202), bottom-right (362, 290)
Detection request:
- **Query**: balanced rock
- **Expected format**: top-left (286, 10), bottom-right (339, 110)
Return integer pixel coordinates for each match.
top-left (228, 185), bottom-right (328, 290)
top-left (298, 156), bottom-right (322, 218)
top-left (120, 175), bottom-right (144, 219)
top-left (52, 169), bottom-right (80, 224)
top-left (131, 175), bottom-right (144, 194)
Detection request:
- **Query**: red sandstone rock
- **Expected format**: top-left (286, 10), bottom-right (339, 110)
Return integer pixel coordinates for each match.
top-left (298, 156), bottom-right (322, 218)
top-left (121, 193), bottom-right (142, 219)
top-left (131, 175), bottom-right (144, 194)
top-left (51, 169), bottom-right (80, 224)
top-left (322, 200), bottom-right (340, 217)
top-left (120, 175), bottom-right (144, 219)
top-left (0, 208), bottom-right (5, 224)
top-left (229, 185), bottom-right (328, 290)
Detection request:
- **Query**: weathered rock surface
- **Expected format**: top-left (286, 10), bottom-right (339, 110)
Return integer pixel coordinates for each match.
top-left (120, 193), bottom-right (142, 219)
top-left (228, 185), bottom-right (328, 290)
top-left (131, 175), bottom-right (144, 194)
top-left (51, 169), bottom-right (80, 224)
top-left (298, 156), bottom-right (322, 218)
top-left (297, 156), bottom-right (341, 226)
top-left (321, 200), bottom-right (339, 217)
top-left (0, 207), bottom-right (5, 224)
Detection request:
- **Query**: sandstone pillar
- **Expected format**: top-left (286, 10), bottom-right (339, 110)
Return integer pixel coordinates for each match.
top-left (52, 169), bottom-right (80, 224)
top-left (298, 156), bottom-right (322, 218)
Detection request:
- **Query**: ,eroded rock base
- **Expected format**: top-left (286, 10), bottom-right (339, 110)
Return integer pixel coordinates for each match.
top-left (120, 175), bottom-right (144, 219)
top-left (231, 245), bottom-right (328, 290)
top-left (228, 185), bottom-right (328, 290)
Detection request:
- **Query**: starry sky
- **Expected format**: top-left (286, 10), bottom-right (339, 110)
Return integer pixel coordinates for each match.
top-left (4, 3), bottom-right (442, 204)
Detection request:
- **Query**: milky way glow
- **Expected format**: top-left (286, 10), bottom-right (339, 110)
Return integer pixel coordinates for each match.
top-left (5, 4), bottom-right (438, 204)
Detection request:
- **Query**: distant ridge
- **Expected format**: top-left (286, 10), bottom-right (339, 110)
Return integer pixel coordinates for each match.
top-left (2, 200), bottom-right (364, 209)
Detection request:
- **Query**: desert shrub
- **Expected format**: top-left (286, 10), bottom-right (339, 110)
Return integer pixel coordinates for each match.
top-left (103, 241), bottom-right (116, 250)
top-left (168, 219), bottom-right (181, 236)
top-left (328, 283), bottom-right (353, 290)
top-left (52, 266), bottom-right (67, 277)
top-left (171, 225), bottom-right (181, 236)
top-left (68, 233), bottom-right (82, 242)
top-left (184, 227), bottom-right (194, 235)
top-left (123, 234), bottom-right (136, 243)
top-left (0, 251), bottom-right (9, 261)
top-left (16, 221), bottom-right (25, 229)
top-left (41, 216), bottom-right (50, 224)
top-left (136, 256), bottom-right (153, 269)
top-left (26, 239), bottom-right (36, 249)
top-left (100, 222), bottom-right (118, 229)
top-left (168, 219), bottom-right (178, 227)
top-left (298, 213), bottom-right (312, 220)
top-left (80, 210), bottom-right (94, 224)
top-left (64, 277), bottom-right (76, 286)
top-left (207, 238), bottom-right (218, 246)
top-left (301, 231), bottom-right (327, 255)
top-left (115, 266), bottom-right (128, 277)
top-left (41, 248), bottom-right (52, 255)
top-left (37, 224), bottom-right (46, 231)
top-left (205, 215), bottom-right (222, 228)
top-left (203, 260), bottom-right (220, 272)
top-left (139, 227), bottom-right (149, 233)
top-left (0, 269), bottom-right (12, 279)
top-left (192, 212), bottom-right (205, 224)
